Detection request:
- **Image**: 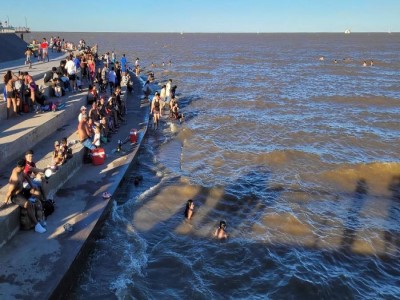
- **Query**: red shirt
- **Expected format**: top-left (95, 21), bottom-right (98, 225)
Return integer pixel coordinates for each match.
top-left (41, 41), bottom-right (48, 49)
top-left (24, 160), bottom-right (36, 177)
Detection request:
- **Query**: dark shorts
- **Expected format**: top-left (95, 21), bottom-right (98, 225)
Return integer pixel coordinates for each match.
top-left (11, 189), bottom-right (31, 207)
top-left (68, 74), bottom-right (76, 81)
top-left (6, 90), bottom-right (15, 98)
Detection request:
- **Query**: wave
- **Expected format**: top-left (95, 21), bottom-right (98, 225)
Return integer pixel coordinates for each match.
top-left (311, 95), bottom-right (400, 107)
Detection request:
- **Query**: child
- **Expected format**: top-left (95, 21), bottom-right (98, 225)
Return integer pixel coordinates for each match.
top-left (25, 47), bottom-right (33, 69)
top-left (92, 126), bottom-right (101, 148)
top-left (52, 141), bottom-right (65, 167)
top-left (60, 137), bottom-right (73, 160)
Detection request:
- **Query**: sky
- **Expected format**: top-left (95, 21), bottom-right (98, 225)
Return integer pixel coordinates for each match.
top-left (1, 0), bottom-right (399, 33)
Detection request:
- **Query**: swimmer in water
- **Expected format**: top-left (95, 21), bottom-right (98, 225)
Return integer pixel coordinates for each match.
top-left (184, 199), bottom-right (195, 220)
top-left (214, 220), bottom-right (228, 239)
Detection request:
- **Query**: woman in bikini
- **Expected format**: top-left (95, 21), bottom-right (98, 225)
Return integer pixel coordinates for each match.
top-left (3, 70), bottom-right (19, 118)
top-left (151, 92), bottom-right (162, 130)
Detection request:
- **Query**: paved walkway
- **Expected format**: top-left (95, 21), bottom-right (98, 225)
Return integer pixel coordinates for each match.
top-left (0, 50), bottom-right (68, 105)
top-left (0, 55), bottom-right (151, 299)
top-left (0, 49), bottom-right (66, 73)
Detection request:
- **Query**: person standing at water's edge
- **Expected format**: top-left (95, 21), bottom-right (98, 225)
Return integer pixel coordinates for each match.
top-left (151, 92), bottom-right (162, 130)
top-left (165, 79), bottom-right (172, 104)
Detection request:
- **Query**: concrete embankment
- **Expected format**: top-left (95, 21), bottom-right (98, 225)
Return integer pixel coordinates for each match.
top-left (0, 62), bottom-right (152, 298)
top-left (0, 33), bottom-right (28, 63)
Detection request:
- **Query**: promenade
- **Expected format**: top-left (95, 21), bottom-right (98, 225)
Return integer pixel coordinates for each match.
top-left (0, 49), bottom-right (152, 299)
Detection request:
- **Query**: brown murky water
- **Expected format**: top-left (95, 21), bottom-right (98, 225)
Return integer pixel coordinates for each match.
top-left (34, 32), bottom-right (400, 299)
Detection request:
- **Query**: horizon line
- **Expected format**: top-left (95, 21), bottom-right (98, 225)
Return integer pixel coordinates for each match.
top-left (29, 31), bottom-right (398, 34)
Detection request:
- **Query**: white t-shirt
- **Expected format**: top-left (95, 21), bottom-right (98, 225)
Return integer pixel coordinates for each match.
top-left (160, 87), bottom-right (166, 99)
top-left (94, 132), bottom-right (101, 147)
top-left (166, 82), bottom-right (171, 97)
top-left (65, 60), bottom-right (76, 75)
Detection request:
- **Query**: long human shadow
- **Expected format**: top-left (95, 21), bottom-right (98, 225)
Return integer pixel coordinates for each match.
top-left (340, 178), bottom-right (368, 253)
top-left (134, 165), bottom-right (281, 239)
top-left (384, 175), bottom-right (400, 254)
top-left (196, 166), bottom-right (280, 234)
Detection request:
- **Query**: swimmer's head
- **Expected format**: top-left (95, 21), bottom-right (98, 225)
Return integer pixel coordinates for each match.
top-left (219, 220), bottom-right (226, 229)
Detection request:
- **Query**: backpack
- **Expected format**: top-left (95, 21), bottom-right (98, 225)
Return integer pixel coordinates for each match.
top-left (42, 199), bottom-right (55, 217)
top-left (20, 207), bottom-right (35, 230)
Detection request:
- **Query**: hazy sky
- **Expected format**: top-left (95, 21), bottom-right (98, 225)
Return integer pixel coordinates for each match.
top-left (2, 0), bottom-right (399, 33)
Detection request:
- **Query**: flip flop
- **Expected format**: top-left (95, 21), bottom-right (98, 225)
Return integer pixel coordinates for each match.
top-left (102, 192), bottom-right (112, 199)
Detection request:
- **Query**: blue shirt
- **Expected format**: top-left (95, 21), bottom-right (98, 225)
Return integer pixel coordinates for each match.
top-left (120, 57), bottom-right (127, 71)
top-left (73, 57), bottom-right (81, 69)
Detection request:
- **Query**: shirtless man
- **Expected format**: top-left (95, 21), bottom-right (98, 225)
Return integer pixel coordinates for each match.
top-left (214, 220), bottom-right (228, 239)
top-left (78, 114), bottom-right (95, 150)
top-left (2, 160), bottom-right (46, 233)
top-left (24, 150), bottom-right (46, 199)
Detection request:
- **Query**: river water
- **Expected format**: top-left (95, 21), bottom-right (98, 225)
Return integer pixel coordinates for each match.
top-left (33, 32), bottom-right (400, 299)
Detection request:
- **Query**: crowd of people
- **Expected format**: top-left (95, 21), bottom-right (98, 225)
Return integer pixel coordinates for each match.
top-left (0, 36), bottom-right (135, 234)
top-left (3, 69), bottom-right (48, 116)
top-left (1, 34), bottom-right (191, 238)
top-left (150, 78), bottom-right (183, 129)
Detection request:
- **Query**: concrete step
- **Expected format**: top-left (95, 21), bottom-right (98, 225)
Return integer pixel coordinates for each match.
top-left (0, 71), bottom-right (151, 298)
top-left (0, 90), bottom-right (88, 247)
top-left (0, 73), bottom-right (140, 248)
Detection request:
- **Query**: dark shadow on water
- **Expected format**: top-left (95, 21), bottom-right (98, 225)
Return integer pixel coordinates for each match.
top-left (384, 175), bottom-right (400, 255)
top-left (341, 178), bottom-right (368, 253)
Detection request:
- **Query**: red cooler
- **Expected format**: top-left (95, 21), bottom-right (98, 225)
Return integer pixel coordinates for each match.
top-left (92, 148), bottom-right (106, 165)
top-left (130, 128), bottom-right (138, 143)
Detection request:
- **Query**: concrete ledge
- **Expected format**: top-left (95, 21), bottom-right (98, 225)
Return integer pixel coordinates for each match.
top-left (0, 204), bottom-right (19, 248)
top-left (0, 83), bottom-right (130, 249)
top-left (0, 90), bottom-right (87, 167)
top-left (0, 102), bottom-right (7, 120)
top-left (0, 138), bottom-right (83, 248)
top-left (0, 72), bottom-right (150, 299)
top-left (0, 79), bottom-right (52, 121)
top-left (0, 91), bottom-right (87, 247)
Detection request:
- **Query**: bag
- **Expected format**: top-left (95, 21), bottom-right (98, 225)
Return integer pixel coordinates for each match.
top-left (20, 207), bottom-right (35, 230)
top-left (91, 148), bottom-right (105, 165)
top-left (83, 147), bottom-right (92, 164)
top-left (42, 199), bottom-right (55, 217)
